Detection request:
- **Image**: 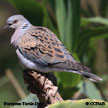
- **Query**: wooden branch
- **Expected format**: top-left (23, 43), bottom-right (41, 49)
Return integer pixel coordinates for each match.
top-left (23, 69), bottom-right (63, 108)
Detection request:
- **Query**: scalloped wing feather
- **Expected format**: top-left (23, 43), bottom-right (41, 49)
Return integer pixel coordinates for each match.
top-left (18, 26), bottom-right (66, 65)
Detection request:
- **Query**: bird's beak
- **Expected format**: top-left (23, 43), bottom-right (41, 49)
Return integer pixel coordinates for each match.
top-left (4, 24), bottom-right (9, 29)
top-left (4, 23), bottom-right (12, 29)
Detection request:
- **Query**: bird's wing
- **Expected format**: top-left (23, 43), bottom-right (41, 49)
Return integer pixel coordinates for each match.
top-left (53, 59), bottom-right (91, 72)
top-left (18, 26), bottom-right (66, 65)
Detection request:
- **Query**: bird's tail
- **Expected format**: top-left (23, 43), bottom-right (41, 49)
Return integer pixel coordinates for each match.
top-left (75, 72), bottom-right (103, 82)
top-left (66, 61), bottom-right (103, 82)
top-left (53, 60), bottom-right (103, 82)
top-left (72, 71), bottom-right (103, 82)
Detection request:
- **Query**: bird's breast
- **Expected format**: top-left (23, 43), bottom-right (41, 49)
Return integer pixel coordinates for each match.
top-left (11, 28), bottom-right (29, 47)
top-left (16, 49), bottom-right (37, 69)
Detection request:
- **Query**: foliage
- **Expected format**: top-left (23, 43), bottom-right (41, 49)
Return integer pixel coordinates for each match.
top-left (8, 0), bottom-right (108, 101)
top-left (48, 100), bottom-right (108, 108)
top-left (78, 81), bottom-right (103, 100)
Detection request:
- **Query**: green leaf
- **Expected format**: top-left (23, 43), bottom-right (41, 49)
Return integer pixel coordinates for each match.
top-left (9, 0), bottom-right (44, 26)
top-left (48, 100), bottom-right (108, 108)
top-left (78, 81), bottom-right (103, 100)
top-left (77, 26), bottom-right (108, 56)
top-left (85, 81), bottom-right (102, 100)
top-left (64, 0), bottom-right (80, 51)
top-left (90, 33), bottom-right (108, 46)
top-left (55, 0), bottom-right (66, 43)
top-left (55, 72), bottom-right (80, 88)
top-left (65, 0), bottom-right (73, 50)
top-left (70, 0), bottom-right (80, 51)
top-left (55, 0), bottom-right (81, 98)
top-left (81, 17), bottom-right (108, 27)
top-left (43, 6), bottom-right (57, 33)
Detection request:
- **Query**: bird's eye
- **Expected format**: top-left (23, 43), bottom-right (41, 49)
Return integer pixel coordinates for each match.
top-left (13, 20), bottom-right (18, 24)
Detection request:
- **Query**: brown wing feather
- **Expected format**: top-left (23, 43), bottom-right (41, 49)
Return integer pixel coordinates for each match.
top-left (18, 26), bottom-right (66, 65)
top-left (53, 59), bottom-right (91, 72)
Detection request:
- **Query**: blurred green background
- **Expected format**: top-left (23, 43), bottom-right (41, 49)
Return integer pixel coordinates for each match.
top-left (0, 0), bottom-right (108, 108)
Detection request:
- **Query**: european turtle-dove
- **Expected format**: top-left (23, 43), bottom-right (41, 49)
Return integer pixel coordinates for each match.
top-left (6, 15), bottom-right (102, 82)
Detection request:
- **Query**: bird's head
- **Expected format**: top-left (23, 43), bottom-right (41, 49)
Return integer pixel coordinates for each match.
top-left (5, 15), bottom-right (30, 29)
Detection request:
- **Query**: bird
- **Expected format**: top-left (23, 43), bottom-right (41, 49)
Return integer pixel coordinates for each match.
top-left (6, 15), bottom-right (102, 82)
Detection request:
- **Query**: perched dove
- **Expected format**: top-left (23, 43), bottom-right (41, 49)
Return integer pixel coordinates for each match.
top-left (6, 15), bottom-right (102, 82)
